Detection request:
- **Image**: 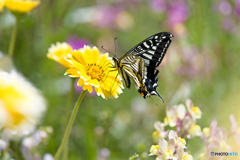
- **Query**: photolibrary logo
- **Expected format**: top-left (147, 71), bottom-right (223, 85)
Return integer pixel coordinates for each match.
top-left (210, 151), bottom-right (238, 157)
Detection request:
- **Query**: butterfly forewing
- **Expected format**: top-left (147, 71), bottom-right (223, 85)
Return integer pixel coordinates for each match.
top-left (125, 32), bottom-right (173, 69)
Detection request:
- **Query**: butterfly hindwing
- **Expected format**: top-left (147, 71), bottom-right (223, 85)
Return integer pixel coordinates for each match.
top-left (119, 55), bottom-right (145, 90)
top-left (120, 67), bottom-right (131, 89)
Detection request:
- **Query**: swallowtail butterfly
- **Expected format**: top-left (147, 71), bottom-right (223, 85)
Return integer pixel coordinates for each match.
top-left (111, 32), bottom-right (173, 103)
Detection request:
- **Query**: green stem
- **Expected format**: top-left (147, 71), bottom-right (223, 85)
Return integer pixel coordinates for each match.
top-left (62, 78), bottom-right (75, 160)
top-left (8, 17), bottom-right (19, 57)
top-left (54, 90), bottom-right (87, 160)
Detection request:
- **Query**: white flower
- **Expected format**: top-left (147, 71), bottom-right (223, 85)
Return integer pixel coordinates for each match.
top-left (164, 104), bottom-right (186, 127)
top-left (154, 131), bottom-right (189, 160)
top-left (152, 121), bottom-right (168, 142)
top-left (188, 124), bottom-right (202, 138)
top-left (0, 70), bottom-right (46, 135)
top-left (186, 99), bottom-right (202, 119)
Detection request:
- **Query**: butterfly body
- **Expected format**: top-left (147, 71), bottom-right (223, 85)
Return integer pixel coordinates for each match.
top-left (112, 32), bottom-right (173, 103)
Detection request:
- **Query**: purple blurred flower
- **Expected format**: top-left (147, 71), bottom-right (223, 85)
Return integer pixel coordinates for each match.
top-left (0, 139), bottom-right (7, 151)
top-left (218, 0), bottom-right (232, 15)
top-left (222, 18), bottom-right (234, 31)
top-left (97, 148), bottom-right (110, 160)
top-left (235, 0), bottom-right (240, 18)
top-left (168, 1), bottom-right (188, 27)
top-left (229, 114), bottom-right (240, 144)
top-left (150, 0), bottom-right (167, 13)
top-left (67, 36), bottom-right (89, 50)
top-left (74, 78), bottom-right (97, 96)
top-left (94, 5), bottom-right (122, 28)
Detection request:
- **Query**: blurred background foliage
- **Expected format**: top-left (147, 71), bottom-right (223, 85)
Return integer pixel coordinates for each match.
top-left (1, 0), bottom-right (240, 159)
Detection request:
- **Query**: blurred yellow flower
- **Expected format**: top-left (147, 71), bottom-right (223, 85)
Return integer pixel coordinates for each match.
top-left (191, 106), bottom-right (202, 119)
top-left (47, 42), bottom-right (73, 68)
top-left (198, 153), bottom-right (207, 160)
top-left (149, 145), bottom-right (159, 156)
top-left (65, 45), bottom-right (123, 99)
top-left (183, 154), bottom-right (193, 160)
top-left (4, 0), bottom-right (40, 13)
top-left (188, 124), bottom-right (202, 138)
top-left (0, 70), bottom-right (46, 134)
top-left (179, 137), bottom-right (186, 147)
top-left (163, 150), bottom-right (173, 159)
top-left (164, 117), bottom-right (176, 127)
top-left (0, 0), bottom-right (5, 12)
top-left (202, 127), bottom-right (210, 137)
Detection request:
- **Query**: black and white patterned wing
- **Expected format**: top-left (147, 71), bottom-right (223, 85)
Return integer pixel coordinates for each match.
top-left (125, 32), bottom-right (173, 69)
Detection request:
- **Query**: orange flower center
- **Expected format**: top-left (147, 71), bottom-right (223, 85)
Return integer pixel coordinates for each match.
top-left (86, 63), bottom-right (106, 82)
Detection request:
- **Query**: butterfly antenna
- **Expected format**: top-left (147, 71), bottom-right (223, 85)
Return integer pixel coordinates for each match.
top-left (114, 37), bottom-right (117, 56)
top-left (149, 95), bottom-right (158, 106)
top-left (101, 46), bottom-right (115, 56)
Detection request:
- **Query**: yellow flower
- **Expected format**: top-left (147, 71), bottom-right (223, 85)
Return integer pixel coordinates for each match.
top-left (149, 145), bottom-right (159, 156)
top-left (0, 0), bottom-right (5, 12)
top-left (179, 137), bottom-right (186, 147)
top-left (191, 106), bottom-right (202, 119)
top-left (183, 154), bottom-right (193, 160)
top-left (163, 150), bottom-right (174, 159)
top-left (198, 153), bottom-right (207, 160)
top-left (202, 127), bottom-right (210, 137)
top-left (4, 0), bottom-right (40, 13)
top-left (47, 42), bottom-right (73, 68)
top-left (164, 117), bottom-right (176, 127)
top-left (188, 124), bottom-right (202, 138)
top-left (65, 45), bottom-right (123, 99)
top-left (0, 70), bottom-right (46, 135)
top-left (152, 131), bottom-right (161, 143)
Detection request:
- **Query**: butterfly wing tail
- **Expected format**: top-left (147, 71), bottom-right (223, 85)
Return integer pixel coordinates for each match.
top-left (144, 69), bottom-right (164, 103)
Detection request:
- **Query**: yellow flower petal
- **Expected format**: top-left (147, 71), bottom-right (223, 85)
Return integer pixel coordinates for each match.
top-left (47, 42), bottom-right (73, 68)
top-left (87, 79), bottom-right (100, 87)
top-left (4, 0), bottom-right (40, 13)
top-left (83, 84), bottom-right (93, 93)
top-left (71, 50), bottom-right (86, 67)
top-left (77, 78), bottom-right (84, 86)
top-left (83, 45), bottom-right (93, 64)
top-left (64, 68), bottom-right (80, 78)
top-left (0, 0), bottom-right (5, 12)
top-left (99, 53), bottom-right (110, 66)
top-left (92, 47), bottom-right (100, 64)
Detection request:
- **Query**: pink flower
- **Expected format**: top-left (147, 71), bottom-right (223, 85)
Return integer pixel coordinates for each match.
top-left (150, 0), bottom-right (167, 13)
top-left (67, 36), bottom-right (89, 50)
top-left (235, 0), bottom-right (240, 19)
top-left (94, 5), bottom-right (122, 28)
top-left (229, 114), bottom-right (240, 144)
top-left (168, 1), bottom-right (188, 27)
top-left (218, 0), bottom-right (232, 15)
